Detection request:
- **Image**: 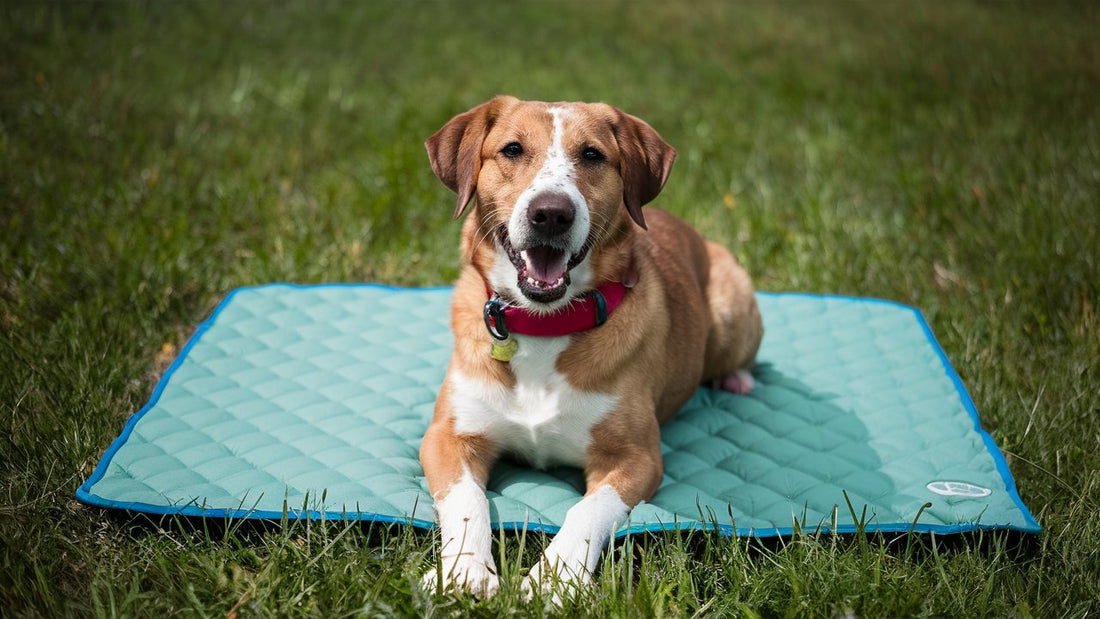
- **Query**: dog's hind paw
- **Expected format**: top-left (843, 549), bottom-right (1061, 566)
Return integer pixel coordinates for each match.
top-left (717, 369), bottom-right (755, 395)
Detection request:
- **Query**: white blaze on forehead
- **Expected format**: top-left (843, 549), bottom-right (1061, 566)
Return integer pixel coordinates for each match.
top-left (506, 106), bottom-right (591, 253)
top-left (541, 106), bottom-right (574, 187)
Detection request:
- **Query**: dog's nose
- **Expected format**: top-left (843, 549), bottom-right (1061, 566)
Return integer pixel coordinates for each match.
top-left (527, 192), bottom-right (575, 237)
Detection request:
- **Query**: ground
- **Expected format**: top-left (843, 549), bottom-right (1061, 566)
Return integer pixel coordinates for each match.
top-left (2, 1), bottom-right (1098, 616)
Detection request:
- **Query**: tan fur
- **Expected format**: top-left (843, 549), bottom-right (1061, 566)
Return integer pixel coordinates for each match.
top-left (420, 97), bottom-right (763, 593)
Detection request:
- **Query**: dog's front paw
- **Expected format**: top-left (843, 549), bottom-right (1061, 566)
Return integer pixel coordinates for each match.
top-left (521, 557), bottom-right (591, 605)
top-left (421, 554), bottom-right (500, 599)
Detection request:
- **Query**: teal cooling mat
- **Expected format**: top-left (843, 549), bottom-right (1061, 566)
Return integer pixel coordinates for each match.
top-left (77, 284), bottom-right (1040, 537)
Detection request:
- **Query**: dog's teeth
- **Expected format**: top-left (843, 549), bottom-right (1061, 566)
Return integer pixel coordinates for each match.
top-left (522, 275), bottom-right (566, 291)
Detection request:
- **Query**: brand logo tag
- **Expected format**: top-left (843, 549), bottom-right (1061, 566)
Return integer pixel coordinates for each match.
top-left (926, 481), bottom-right (992, 498)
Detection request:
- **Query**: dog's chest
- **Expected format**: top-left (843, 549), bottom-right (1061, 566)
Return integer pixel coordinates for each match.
top-left (449, 336), bottom-right (619, 468)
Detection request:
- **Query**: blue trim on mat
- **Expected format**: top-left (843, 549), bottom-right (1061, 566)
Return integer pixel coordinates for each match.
top-left (754, 291), bottom-right (1040, 535)
top-left (76, 285), bottom-right (240, 508)
top-left (75, 282), bottom-right (448, 522)
top-left (77, 284), bottom-right (1040, 536)
top-left (906, 303), bottom-right (1042, 533)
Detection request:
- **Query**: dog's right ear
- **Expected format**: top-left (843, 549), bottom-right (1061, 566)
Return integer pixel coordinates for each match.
top-left (425, 96), bottom-right (515, 219)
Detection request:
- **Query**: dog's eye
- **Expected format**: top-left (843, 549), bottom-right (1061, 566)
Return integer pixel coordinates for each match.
top-left (581, 146), bottom-right (605, 162)
top-left (501, 142), bottom-right (524, 159)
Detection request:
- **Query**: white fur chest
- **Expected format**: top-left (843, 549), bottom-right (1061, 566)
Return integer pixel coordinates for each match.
top-left (448, 336), bottom-right (619, 468)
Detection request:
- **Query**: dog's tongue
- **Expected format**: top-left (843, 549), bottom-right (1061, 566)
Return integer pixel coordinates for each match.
top-left (522, 246), bottom-right (568, 285)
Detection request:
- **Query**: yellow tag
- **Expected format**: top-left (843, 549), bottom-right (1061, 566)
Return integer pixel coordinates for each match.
top-left (489, 335), bottom-right (519, 362)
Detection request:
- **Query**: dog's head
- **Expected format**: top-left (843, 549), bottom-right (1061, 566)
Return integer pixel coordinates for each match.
top-left (426, 96), bottom-right (676, 311)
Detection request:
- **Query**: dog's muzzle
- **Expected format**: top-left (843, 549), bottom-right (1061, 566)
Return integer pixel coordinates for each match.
top-left (500, 192), bottom-right (591, 304)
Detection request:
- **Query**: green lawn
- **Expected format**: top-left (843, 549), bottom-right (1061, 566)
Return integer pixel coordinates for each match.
top-left (2, 1), bottom-right (1098, 616)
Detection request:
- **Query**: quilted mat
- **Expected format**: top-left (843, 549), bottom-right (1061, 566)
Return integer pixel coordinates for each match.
top-left (77, 284), bottom-right (1040, 537)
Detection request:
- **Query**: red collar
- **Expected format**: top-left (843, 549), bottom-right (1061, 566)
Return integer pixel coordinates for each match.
top-left (484, 281), bottom-right (627, 338)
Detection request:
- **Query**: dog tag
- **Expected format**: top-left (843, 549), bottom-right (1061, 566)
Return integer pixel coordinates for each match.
top-left (489, 335), bottom-right (519, 362)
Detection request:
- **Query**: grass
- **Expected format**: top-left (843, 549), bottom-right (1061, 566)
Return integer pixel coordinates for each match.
top-left (2, 0), bottom-right (1097, 616)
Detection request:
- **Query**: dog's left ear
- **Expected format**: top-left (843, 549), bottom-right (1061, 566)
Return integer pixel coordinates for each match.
top-left (426, 96), bottom-right (516, 220)
top-left (613, 109), bottom-right (677, 230)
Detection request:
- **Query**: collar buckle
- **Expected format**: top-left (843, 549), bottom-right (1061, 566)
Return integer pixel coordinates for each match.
top-left (586, 288), bottom-right (609, 327)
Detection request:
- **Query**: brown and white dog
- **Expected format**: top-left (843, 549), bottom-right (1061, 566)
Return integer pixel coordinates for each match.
top-left (419, 96), bottom-right (763, 598)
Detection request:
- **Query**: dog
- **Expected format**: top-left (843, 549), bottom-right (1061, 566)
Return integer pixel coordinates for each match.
top-left (419, 96), bottom-right (763, 599)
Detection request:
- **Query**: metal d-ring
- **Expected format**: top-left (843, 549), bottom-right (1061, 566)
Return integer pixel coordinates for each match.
top-left (483, 297), bottom-right (510, 340)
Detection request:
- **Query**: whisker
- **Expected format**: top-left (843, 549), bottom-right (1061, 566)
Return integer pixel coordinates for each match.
top-left (465, 207), bottom-right (501, 257)
top-left (587, 217), bottom-right (615, 247)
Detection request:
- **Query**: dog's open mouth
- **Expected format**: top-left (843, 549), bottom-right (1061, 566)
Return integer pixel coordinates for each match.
top-left (498, 228), bottom-right (591, 304)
